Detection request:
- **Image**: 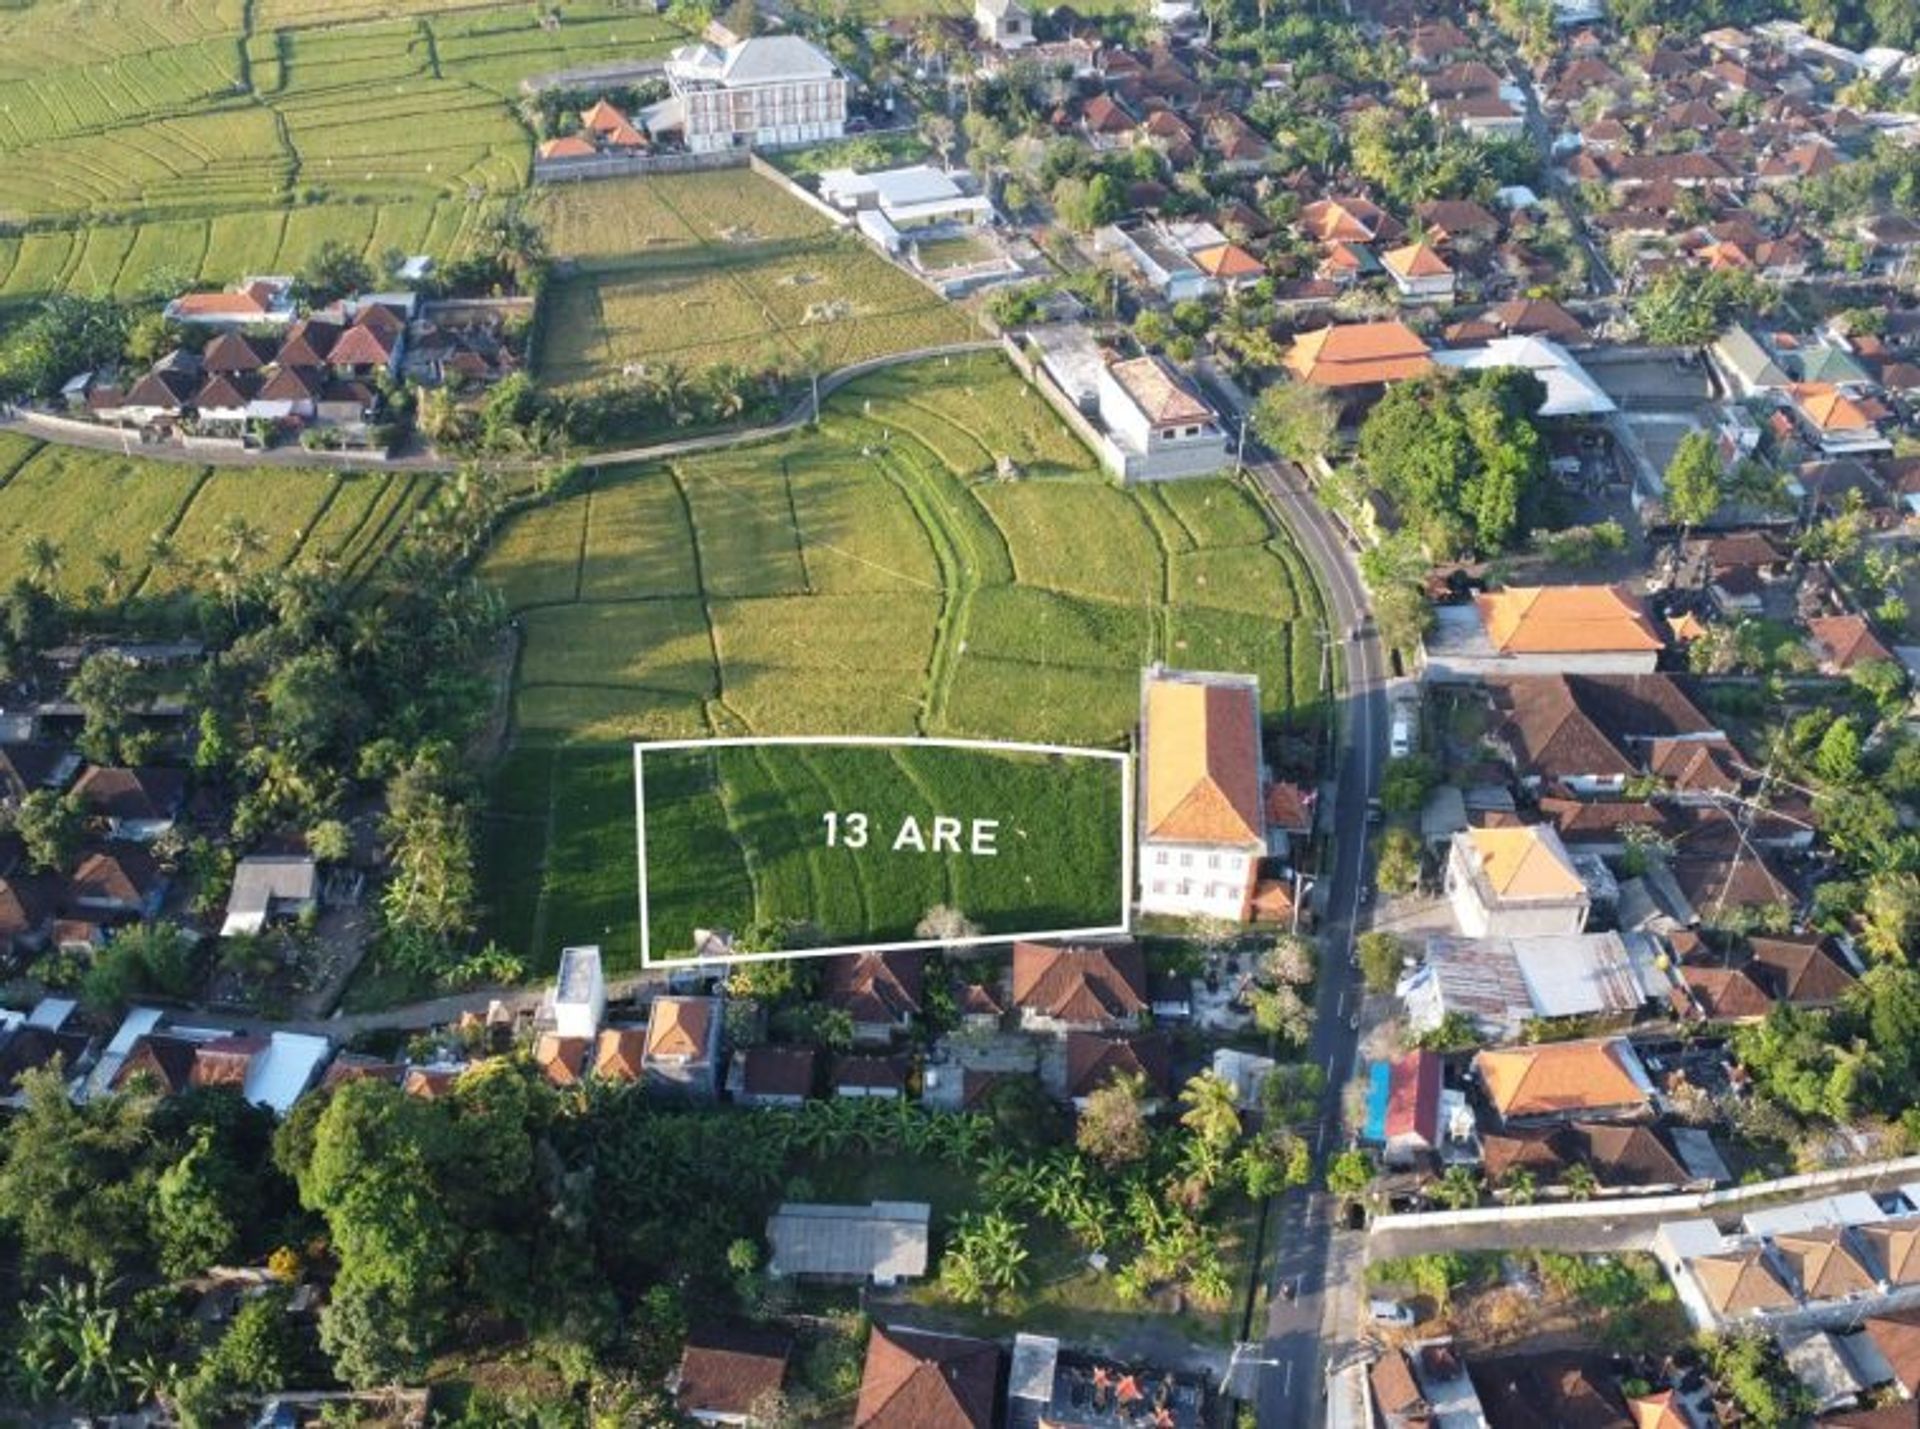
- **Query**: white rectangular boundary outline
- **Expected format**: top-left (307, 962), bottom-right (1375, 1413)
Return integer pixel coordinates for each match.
top-left (635, 735), bottom-right (1134, 967)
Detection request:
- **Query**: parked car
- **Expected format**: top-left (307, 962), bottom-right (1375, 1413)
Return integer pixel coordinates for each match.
top-left (1368, 1299), bottom-right (1415, 1328)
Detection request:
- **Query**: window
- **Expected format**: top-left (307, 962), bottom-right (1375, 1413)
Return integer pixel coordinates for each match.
top-left (1156, 850), bottom-right (1169, 866)
top-left (1180, 852), bottom-right (1192, 868)
top-left (1208, 854), bottom-right (1220, 870)
top-left (1152, 879), bottom-right (1167, 894)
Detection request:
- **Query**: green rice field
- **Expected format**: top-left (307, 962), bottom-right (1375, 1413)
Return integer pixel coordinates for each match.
top-left (0, 0), bottom-right (690, 305)
top-left (473, 351), bottom-right (1328, 970)
top-left (531, 170), bottom-right (977, 387)
top-left (638, 741), bottom-right (1127, 959)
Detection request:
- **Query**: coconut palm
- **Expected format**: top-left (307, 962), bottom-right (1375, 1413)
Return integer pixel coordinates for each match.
top-left (22, 534), bottom-right (60, 592)
top-left (94, 551), bottom-right (127, 603)
top-left (1563, 1162), bottom-right (1600, 1201)
top-left (1502, 1167), bottom-right (1538, 1206)
top-left (1178, 1070), bottom-right (1243, 1150)
top-left (1432, 1166), bottom-right (1482, 1210)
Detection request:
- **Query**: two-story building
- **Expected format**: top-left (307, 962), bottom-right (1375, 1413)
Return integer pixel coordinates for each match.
top-left (1137, 666), bottom-right (1265, 922)
top-left (662, 35), bottom-right (847, 154)
top-left (1095, 356), bottom-right (1229, 482)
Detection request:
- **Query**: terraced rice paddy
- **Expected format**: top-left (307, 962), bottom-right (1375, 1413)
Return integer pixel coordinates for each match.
top-left (473, 352), bottom-right (1328, 970)
top-left (0, 0), bottom-right (689, 306)
top-left (0, 437), bottom-right (419, 609)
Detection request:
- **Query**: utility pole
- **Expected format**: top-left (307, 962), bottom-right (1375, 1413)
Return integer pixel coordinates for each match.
top-left (1233, 410), bottom-right (1249, 478)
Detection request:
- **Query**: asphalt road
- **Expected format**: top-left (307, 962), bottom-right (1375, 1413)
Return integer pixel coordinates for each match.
top-left (1242, 454), bottom-right (1390, 1429)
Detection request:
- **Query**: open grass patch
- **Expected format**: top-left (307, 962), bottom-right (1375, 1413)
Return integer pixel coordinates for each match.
top-left (518, 599), bottom-right (716, 695)
top-left (637, 740), bottom-right (1126, 958)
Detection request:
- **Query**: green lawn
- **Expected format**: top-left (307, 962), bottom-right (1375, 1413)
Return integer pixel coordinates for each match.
top-left (473, 351), bottom-right (1326, 973)
top-left (637, 741), bottom-right (1127, 959)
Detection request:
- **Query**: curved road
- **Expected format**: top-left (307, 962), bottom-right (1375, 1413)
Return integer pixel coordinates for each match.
top-left (1223, 429), bottom-right (1387, 1425)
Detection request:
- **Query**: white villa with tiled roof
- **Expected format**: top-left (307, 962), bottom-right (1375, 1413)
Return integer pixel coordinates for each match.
top-left (1096, 354), bottom-right (1228, 481)
top-left (1137, 666), bottom-right (1266, 922)
top-left (661, 35), bottom-right (846, 154)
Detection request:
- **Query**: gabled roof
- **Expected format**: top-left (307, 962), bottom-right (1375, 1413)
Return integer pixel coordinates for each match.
top-left (202, 331), bottom-right (273, 373)
top-left (73, 766), bottom-right (185, 822)
top-left (1492, 677), bottom-right (1635, 782)
top-left (0, 1023), bottom-right (90, 1094)
top-left (327, 319), bottom-right (400, 367)
top-left (1475, 586), bottom-right (1664, 655)
top-left (1064, 1031), bottom-right (1172, 1099)
top-left (112, 1033), bottom-right (200, 1095)
top-left (1284, 321), bottom-right (1433, 386)
top-left (1382, 241), bottom-right (1452, 278)
top-left (259, 365), bottom-right (326, 402)
top-left (533, 1033), bottom-right (591, 1087)
top-left (1417, 198), bottom-right (1500, 237)
top-left (1012, 942), bottom-right (1147, 1022)
top-left (594, 1027), bottom-right (647, 1082)
top-left (1628, 1390), bottom-right (1690, 1429)
top-left (1384, 1049), bottom-right (1440, 1142)
top-left (1860, 1222), bottom-right (1920, 1286)
top-left (1746, 934), bottom-right (1855, 1006)
top-left (678, 1325), bottom-right (793, 1419)
top-left (1191, 242), bottom-right (1263, 278)
top-left (822, 951), bottom-right (924, 1025)
top-left (1299, 195), bottom-right (1399, 243)
top-left (195, 372), bottom-right (260, 409)
top-left (580, 98), bottom-right (633, 134)
top-left (1864, 1307), bottom-right (1920, 1393)
top-left (644, 997), bottom-right (715, 1062)
top-left (1370, 1349), bottom-right (1427, 1417)
top-left (0, 743), bottom-right (71, 801)
top-left (1774, 1228), bottom-right (1877, 1300)
top-left (1458, 825), bottom-right (1585, 900)
top-left (1577, 1122), bottom-right (1690, 1186)
top-left (1792, 382), bottom-right (1875, 432)
top-left (1488, 297), bottom-right (1586, 343)
top-left (124, 368), bottom-right (197, 411)
top-left (1470, 1352), bottom-right (1630, 1429)
top-left (1807, 614), bottom-right (1893, 670)
top-left (538, 134), bottom-right (599, 160)
top-left (0, 874), bottom-right (59, 939)
top-left (832, 1053), bottom-right (909, 1094)
top-left (1690, 1248), bottom-right (1795, 1314)
top-left (1671, 854), bottom-right (1790, 914)
top-left (190, 1033), bottom-right (266, 1089)
top-left (1142, 671), bottom-right (1262, 847)
top-left (1678, 964), bottom-right (1774, 1021)
top-left (738, 1044), bottom-right (816, 1098)
top-left (1107, 356), bottom-right (1214, 428)
top-left (70, 845), bottom-right (164, 904)
top-left (275, 318), bottom-right (342, 368)
top-left (1264, 781), bottom-right (1312, 834)
top-left (854, 1325), bottom-right (999, 1429)
top-left (1473, 1039), bottom-right (1649, 1120)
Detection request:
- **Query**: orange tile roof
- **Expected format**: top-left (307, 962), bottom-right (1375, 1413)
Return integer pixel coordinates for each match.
top-left (1192, 242), bottom-right (1263, 278)
top-left (1629, 1390), bottom-right (1690, 1429)
top-left (1284, 321), bottom-right (1434, 387)
top-left (1382, 240), bottom-right (1452, 278)
top-left (581, 98), bottom-right (633, 133)
top-left (645, 997), bottom-right (713, 1061)
top-left (1475, 585), bottom-right (1665, 654)
top-left (1808, 613), bottom-right (1893, 669)
top-left (534, 1033), bottom-right (591, 1087)
top-left (1791, 382), bottom-right (1874, 431)
top-left (1459, 825), bottom-right (1584, 900)
top-left (171, 291), bottom-right (269, 316)
top-left (1012, 941), bottom-right (1147, 1022)
top-left (1143, 673), bottom-right (1263, 847)
top-left (1775, 1229), bottom-right (1877, 1300)
top-left (1473, 1038), bottom-right (1648, 1120)
top-left (1863, 1223), bottom-right (1920, 1286)
top-left (539, 134), bottom-right (599, 160)
top-left (1300, 196), bottom-right (1393, 243)
top-left (594, 1028), bottom-right (647, 1082)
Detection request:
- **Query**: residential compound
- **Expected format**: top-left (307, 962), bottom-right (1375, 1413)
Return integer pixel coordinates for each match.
top-left (661, 34), bottom-right (846, 153)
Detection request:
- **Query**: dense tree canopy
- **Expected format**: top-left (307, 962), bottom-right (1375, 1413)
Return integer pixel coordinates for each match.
top-left (1357, 369), bottom-right (1548, 556)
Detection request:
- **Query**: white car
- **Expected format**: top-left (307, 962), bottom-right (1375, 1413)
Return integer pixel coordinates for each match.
top-left (1389, 715), bottom-right (1412, 759)
top-left (1368, 1298), bottom-right (1416, 1328)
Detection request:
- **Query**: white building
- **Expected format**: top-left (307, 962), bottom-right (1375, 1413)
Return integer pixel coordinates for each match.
top-left (974, 0), bottom-right (1033, 49)
top-left (1433, 335), bottom-right (1616, 417)
top-left (220, 855), bottom-right (318, 937)
top-left (1138, 667), bottom-right (1266, 922)
top-left (1096, 355), bottom-right (1228, 482)
top-left (1444, 825), bottom-right (1591, 939)
top-left (551, 945), bottom-right (606, 1040)
top-left (819, 165), bottom-right (994, 253)
top-left (662, 35), bottom-right (846, 154)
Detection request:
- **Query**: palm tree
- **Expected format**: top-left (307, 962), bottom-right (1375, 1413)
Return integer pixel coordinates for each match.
top-left (1563, 1163), bottom-right (1600, 1202)
top-left (1502, 1167), bottom-right (1537, 1206)
top-left (218, 513), bottom-right (267, 565)
top-left (1432, 1166), bottom-right (1482, 1210)
top-left (1178, 1070), bottom-right (1243, 1150)
top-left (95, 551), bottom-right (127, 603)
top-left (145, 531), bottom-right (176, 573)
top-left (22, 533), bottom-right (60, 592)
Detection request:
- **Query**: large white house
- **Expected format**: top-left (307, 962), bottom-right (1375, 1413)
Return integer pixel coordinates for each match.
top-left (661, 35), bottom-right (847, 154)
top-left (1137, 667), bottom-right (1266, 922)
top-left (1096, 354), bottom-right (1229, 482)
